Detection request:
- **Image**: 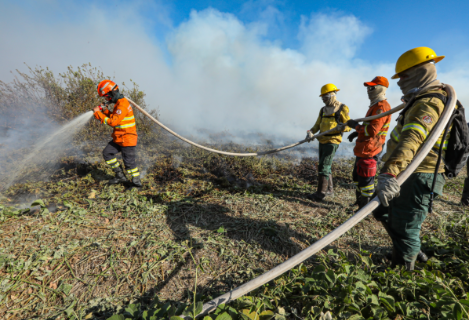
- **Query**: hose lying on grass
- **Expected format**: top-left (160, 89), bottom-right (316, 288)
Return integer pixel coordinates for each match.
top-left (184, 84), bottom-right (454, 318)
top-left (126, 97), bottom-right (405, 157)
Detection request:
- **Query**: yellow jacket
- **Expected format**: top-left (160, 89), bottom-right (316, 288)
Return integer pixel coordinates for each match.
top-left (381, 89), bottom-right (452, 176)
top-left (311, 104), bottom-right (351, 144)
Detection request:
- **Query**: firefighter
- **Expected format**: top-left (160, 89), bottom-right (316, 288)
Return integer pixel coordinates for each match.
top-left (375, 47), bottom-right (450, 270)
top-left (93, 80), bottom-right (142, 189)
top-left (347, 76), bottom-right (391, 210)
top-left (306, 83), bottom-right (351, 201)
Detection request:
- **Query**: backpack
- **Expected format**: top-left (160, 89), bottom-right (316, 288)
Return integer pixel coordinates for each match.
top-left (400, 92), bottom-right (469, 178)
top-left (320, 104), bottom-right (345, 137)
top-left (443, 101), bottom-right (469, 178)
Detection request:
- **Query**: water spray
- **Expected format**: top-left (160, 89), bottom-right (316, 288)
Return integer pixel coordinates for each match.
top-left (4, 111), bottom-right (94, 189)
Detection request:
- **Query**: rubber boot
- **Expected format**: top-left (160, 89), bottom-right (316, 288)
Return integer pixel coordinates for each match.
top-left (405, 256), bottom-right (417, 271)
top-left (387, 250), bottom-right (427, 263)
top-left (391, 247), bottom-right (404, 268)
top-left (309, 175), bottom-right (329, 201)
top-left (357, 195), bottom-right (370, 210)
top-left (417, 251), bottom-right (428, 263)
top-left (326, 174), bottom-right (334, 197)
top-left (131, 175), bottom-right (143, 189)
top-left (109, 166), bottom-right (127, 185)
top-left (461, 177), bottom-right (469, 206)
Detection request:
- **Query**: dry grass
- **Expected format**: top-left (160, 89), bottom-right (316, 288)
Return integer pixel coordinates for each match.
top-left (0, 136), bottom-right (467, 319)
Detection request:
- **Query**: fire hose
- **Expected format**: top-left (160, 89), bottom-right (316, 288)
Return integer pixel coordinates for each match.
top-left (127, 84), bottom-right (455, 317)
top-left (126, 97), bottom-right (405, 157)
top-left (192, 84), bottom-right (456, 317)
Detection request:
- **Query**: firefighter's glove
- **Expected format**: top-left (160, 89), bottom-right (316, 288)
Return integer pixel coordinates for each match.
top-left (346, 119), bottom-right (359, 129)
top-left (305, 130), bottom-right (315, 143)
top-left (376, 173), bottom-right (400, 207)
top-left (347, 131), bottom-right (358, 142)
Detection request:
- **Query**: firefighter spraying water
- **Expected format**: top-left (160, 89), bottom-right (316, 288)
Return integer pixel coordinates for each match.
top-left (93, 80), bottom-right (142, 189)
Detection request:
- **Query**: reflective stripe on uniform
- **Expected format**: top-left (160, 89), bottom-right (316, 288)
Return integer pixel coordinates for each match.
top-left (364, 124), bottom-right (369, 136)
top-left (104, 117), bottom-right (110, 124)
top-left (433, 139), bottom-right (449, 151)
top-left (111, 162), bottom-right (120, 168)
top-left (106, 158), bottom-right (117, 164)
top-left (402, 123), bottom-right (429, 139)
top-left (100, 81), bottom-right (111, 94)
top-left (123, 116), bottom-right (135, 121)
top-left (115, 122), bottom-right (136, 129)
top-left (391, 128), bottom-right (400, 142)
top-left (379, 123), bottom-right (390, 136)
top-left (361, 184), bottom-right (375, 197)
top-left (127, 168), bottom-right (140, 177)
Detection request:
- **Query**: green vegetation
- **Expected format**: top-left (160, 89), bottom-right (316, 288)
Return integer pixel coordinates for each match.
top-left (0, 66), bottom-right (467, 319)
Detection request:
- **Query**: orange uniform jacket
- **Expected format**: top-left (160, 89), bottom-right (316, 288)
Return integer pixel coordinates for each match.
top-left (94, 98), bottom-right (138, 147)
top-left (353, 100), bottom-right (391, 158)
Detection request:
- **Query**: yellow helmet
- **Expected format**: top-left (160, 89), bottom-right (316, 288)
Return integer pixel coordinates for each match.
top-left (392, 47), bottom-right (445, 79)
top-left (320, 83), bottom-right (340, 96)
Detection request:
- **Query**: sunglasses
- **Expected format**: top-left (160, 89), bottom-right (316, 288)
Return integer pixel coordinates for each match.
top-left (367, 86), bottom-right (376, 92)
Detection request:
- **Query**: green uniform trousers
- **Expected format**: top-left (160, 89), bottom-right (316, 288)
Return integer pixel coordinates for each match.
top-left (318, 143), bottom-right (339, 177)
top-left (374, 172), bottom-right (445, 263)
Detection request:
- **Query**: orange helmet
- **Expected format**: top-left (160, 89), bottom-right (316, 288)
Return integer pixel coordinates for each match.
top-left (97, 80), bottom-right (118, 97)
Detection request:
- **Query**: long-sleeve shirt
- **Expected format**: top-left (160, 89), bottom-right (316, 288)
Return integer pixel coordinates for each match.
top-left (93, 98), bottom-right (138, 147)
top-left (381, 89), bottom-right (451, 176)
top-left (354, 100), bottom-right (391, 158)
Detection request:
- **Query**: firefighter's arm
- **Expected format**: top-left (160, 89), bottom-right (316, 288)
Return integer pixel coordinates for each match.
top-left (340, 105), bottom-right (352, 132)
top-left (310, 110), bottom-right (322, 134)
top-left (364, 107), bottom-right (388, 137)
top-left (93, 108), bottom-right (111, 120)
top-left (381, 99), bottom-right (441, 176)
top-left (105, 105), bottom-right (128, 127)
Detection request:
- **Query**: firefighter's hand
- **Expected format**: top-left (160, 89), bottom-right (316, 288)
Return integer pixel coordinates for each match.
top-left (346, 119), bottom-right (359, 129)
top-left (347, 131), bottom-right (358, 142)
top-left (376, 173), bottom-right (400, 207)
top-left (305, 130), bottom-right (315, 143)
top-left (93, 106), bottom-right (101, 113)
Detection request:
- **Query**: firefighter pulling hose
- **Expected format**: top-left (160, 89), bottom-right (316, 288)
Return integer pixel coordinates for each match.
top-left (123, 98), bottom-right (405, 157)
top-left (193, 82), bottom-right (458, 320)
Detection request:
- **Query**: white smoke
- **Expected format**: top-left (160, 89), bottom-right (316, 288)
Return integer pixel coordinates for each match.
top-left (0, 2), bottom-right (468, 147)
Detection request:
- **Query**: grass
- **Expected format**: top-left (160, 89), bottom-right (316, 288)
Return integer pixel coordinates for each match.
top-left (0, 64), bottom-right (468, 319)
top-left (0, 133), bottom-right (467, 320)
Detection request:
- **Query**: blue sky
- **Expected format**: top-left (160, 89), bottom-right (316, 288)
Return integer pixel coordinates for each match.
top-left (151, 0), bottom-right (469, 65)
top-left (1, 0), bottom-right (468, 143)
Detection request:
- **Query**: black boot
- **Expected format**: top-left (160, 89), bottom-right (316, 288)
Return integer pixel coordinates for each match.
top-left (417, 250), bottom-right (428, 262)
top-left (357, 195), bottom-right (370, 210)
top-left (131, 175), bottom-right (143, 189)
top-left (354, 189), bottom-right (361, 205)
top-left (109, 166), bottom-right (127, 185)
top-left (387, 250), bottom-right (427, 263)
top-left (391, 247), bottom-right (404, 268)
top-left (309, 175), bottom-right (329, 201)
top-left (461, 177), bottom-right (469, 206)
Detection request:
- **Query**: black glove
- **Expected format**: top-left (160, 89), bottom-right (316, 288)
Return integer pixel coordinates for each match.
top-left (348, 131), bottom-right (358, 142)
top-left (346, 119), bottom-right (360, 129)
